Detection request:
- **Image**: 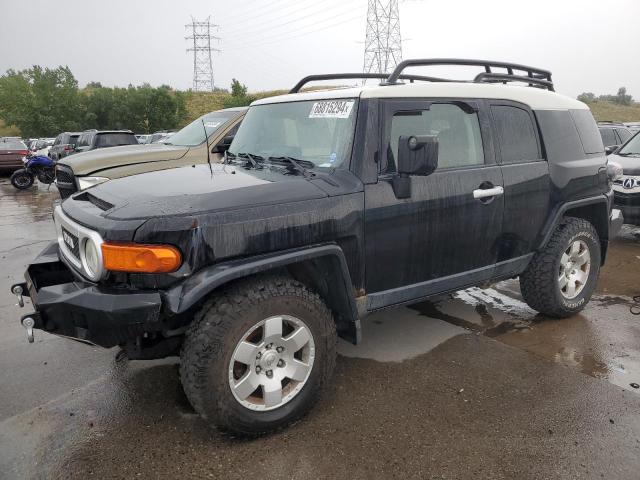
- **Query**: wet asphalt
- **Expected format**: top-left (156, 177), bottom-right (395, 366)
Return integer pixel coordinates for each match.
top-left (1, 178), bottom-right (639, 479)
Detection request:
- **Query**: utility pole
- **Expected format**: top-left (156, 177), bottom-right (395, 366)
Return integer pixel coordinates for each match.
top-left (185, 16), bottom-right (220, 91)
top-left (363, 0), bottom-right (402, 75)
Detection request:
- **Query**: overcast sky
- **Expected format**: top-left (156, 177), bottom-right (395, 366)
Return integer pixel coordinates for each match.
top-left (1, 0), bottom-right (638, 99)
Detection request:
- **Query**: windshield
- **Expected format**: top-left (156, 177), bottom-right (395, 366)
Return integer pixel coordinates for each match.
top-left (229, 99), bottom-right (358, 168)
top-left (165, 111), bottom-right (236, 147)
top-left (619, 132), bottom-right (640, 155)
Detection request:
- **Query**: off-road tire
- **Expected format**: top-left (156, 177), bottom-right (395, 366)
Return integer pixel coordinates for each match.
top-left (10, 170), bottom-right (34, 190)
top-left (180, 274), bottom-right (337, 436)
top-left (520, 217), bottom-right (600, 318)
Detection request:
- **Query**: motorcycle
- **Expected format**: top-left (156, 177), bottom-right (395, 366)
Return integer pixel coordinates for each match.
top-left (10, 153), bottom-right (56, 190)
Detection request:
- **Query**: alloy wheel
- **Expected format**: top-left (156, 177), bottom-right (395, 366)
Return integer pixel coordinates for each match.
top-left (558, 239), bottom-right (591, 299)
top-left (228, 315), bottom-right (315, 411)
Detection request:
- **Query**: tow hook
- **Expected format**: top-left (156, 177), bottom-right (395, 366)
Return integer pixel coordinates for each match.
top-left (22, 317), bottom-right (35, 343)
top-left (12, 285), bottom-right (24, 308)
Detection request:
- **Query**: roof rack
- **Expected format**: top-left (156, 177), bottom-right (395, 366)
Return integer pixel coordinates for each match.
top-left (384, 58), bottom-right (554, 91)
top-left (289, 73), bottom-right (447, 94)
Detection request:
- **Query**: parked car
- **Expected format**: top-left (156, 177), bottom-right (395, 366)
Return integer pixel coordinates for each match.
top-left (624, 122), bottom-right (640, 133)
top-left (49, 132), bottom-right (82, 161)
top-left (145, 131), bottom-right (175, 144)
top-left (135, 134), bottom-right (151, 144)
top-left (13, 60), bottom-right (620, 436)
top-left (55, 107), bottom-right (246, 198)
top-left (28, 138), bottom-right (55, 156)
top-left (609, 131), bottom-right (640, 225)
top-left (0, 138), bottom-right (29, 171)
top-left (73, 130), bottom-right (138, 154)
top-left (598, 122), bottom-right (634, 153)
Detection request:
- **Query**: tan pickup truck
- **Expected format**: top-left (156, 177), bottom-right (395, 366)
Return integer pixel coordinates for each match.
top-left (55, 107), bottom-right (246, 199)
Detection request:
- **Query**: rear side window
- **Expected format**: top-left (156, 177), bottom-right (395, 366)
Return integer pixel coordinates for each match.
top-left (385, 103), bottom-right (485, 173)
top-left (96, 133), bottom-right (137, 147)
top-left (570, 110), bottom-right (604, 154)
top-left (616, 128), bottom-right (632, 144)
top-left (599, 128), bottom-right (617, 147)
top-left (76, 134), bottom-right (92, 147)
top-left (491, 105), bottom-right (540, 163)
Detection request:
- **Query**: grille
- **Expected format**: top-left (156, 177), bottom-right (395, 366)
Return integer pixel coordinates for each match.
top-left (614, 191), bottom-right (640, 206)
top-left (61, 226), bottom-right (80, 260)
top-left (55, 165), bottom-right (77, 199)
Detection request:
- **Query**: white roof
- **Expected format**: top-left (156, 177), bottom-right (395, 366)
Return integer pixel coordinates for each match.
top-left (252, 82), bottom-right (587, 111)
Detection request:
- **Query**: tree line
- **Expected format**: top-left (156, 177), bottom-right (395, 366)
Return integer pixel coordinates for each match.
top-left (0, 66), bottom-right (189, 137)
top-left (578, 87), bottom-right (634, 106)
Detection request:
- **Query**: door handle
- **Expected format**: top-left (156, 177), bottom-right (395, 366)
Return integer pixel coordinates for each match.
top-left (473, 186), bottom-right (504, 199)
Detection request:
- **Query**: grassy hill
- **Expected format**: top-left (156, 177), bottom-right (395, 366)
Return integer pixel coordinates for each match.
top-left (184, 92), bottom-right (640, 125)
top-left (582, 100), bottom-right (640, 123)
top-left (184, 89), bottom-right (287, 123)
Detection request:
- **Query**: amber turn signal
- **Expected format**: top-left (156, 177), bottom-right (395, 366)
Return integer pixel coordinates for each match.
top-left (101, 242), bottom-right (182, 273)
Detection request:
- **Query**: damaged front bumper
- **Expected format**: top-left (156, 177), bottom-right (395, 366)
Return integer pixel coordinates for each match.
top-left (12, 241), bottom-right (163, 348)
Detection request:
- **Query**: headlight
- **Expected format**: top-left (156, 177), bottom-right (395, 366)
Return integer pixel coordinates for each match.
top-left (82, 237), bottom-right (102, 280)
top-left (78, 176), bottom-right (109, 190)
top-left (607, 160), bottom-right (624, 182)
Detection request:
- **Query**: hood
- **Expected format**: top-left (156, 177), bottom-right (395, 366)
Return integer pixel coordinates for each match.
top-left (609, 153), bottom-right (640, 176)
top-left (81, 163), bottom-right (328, 220)
top-left (60, 144), bottom-right (190, 176)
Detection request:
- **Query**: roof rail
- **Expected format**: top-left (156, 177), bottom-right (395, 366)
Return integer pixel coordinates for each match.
top-left (384, 58), bottom-right (554, 91)
top-left (289, 72), bottom-right (447, 94)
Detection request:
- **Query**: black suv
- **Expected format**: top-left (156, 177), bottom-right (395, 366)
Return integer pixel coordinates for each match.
top-left (598, 121), bottom-right (633, 153)
top-left (12, 60), bottom-right (621, 436)
top-left (49, 132), bottom-right (82, 160)
top-left (73, 130), bottom-right (138, 153)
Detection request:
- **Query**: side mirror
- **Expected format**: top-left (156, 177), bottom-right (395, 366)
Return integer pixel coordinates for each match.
top-left (392, 135), bottom-right (439, 199)
top-left (605, 144), bottom-right (620, 156)
top-left (211, 135), bottom-right (234, 154)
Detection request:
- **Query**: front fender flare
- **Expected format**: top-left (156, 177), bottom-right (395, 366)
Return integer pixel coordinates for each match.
top-left (162, 244), bottom-right (361, 343)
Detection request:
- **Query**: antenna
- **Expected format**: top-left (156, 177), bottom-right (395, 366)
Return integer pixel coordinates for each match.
top-left (202, 119), bottom-right (212, 168)
top-left (185, 16), bottom-right (220, 91)
top-left (363, 0), bottom-right (402, 76)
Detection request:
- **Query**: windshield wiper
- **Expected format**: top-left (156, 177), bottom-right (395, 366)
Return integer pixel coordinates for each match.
top-left (268, 156), bottom-right (315, 178)
top-left (617, 152), bottom-right (640, 157)
top-left (225, 152), bottom-right (264, 169)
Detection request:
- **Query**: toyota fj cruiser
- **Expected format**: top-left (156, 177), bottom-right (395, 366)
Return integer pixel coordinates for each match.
top-left (12, 59), bottom-right (621, 435)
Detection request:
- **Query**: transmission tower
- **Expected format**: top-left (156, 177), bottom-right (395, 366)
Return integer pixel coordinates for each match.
top-left (185, 16), bottom-right (220, 91)
top-left (363, 0), bottom-right (402, 75)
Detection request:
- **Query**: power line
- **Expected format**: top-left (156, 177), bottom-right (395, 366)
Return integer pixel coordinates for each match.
top-left (185, 16), bottom-right (220, 91)
top-left (224, 5), bottom-right (366, 48)
top-left (363, 0), bottom-right (402, 74)
top-left (221, 0), bottom-right (300, 27)
top-left (223, 0), bottom-right (342, 38)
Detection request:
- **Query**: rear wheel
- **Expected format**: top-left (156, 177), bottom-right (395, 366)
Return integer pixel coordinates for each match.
top-left (180, 275), bottom-right (337, 435)
top-left (10, 170), bottom-right (34, 190)
top-left (520, 217), bottom-right (600, 317)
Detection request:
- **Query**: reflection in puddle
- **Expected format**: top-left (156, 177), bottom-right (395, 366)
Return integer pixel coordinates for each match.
top-left (418, 280), bottom-right (640, 393)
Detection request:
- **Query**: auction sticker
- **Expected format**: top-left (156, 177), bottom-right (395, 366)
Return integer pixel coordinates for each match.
top-left (309, 100), bottom-right (354, 119)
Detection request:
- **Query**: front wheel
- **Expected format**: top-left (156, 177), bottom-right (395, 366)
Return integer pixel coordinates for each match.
top-left (520, 217), bottom-right (601, 317)
top-left (10, 170), bottom-right (34, 190)
top-left (180, 275), bottom-right (337, 435)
